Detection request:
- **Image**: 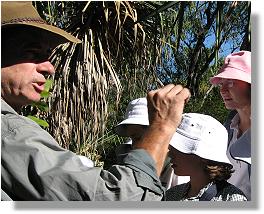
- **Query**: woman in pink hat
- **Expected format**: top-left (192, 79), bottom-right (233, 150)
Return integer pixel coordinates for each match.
top-left (210, 51), bottom-right (251, 200)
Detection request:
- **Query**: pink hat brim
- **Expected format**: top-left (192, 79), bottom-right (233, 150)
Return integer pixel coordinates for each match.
top-left (210, 67), bottom-right (251, 85)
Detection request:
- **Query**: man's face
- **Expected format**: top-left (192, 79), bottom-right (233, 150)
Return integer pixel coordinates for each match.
top-left (1, 27), bottom-right (56, 110)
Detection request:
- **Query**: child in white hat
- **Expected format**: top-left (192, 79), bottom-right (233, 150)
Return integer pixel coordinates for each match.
top-left (165, 113), bottom-right (247, 201)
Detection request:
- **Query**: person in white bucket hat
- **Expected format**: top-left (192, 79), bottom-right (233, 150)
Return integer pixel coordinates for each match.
top-left (115, 97), bottom-right (149, 139)
top-left (114, 97), bottom-right (189, 189)
top-left (114, 98), bottom-right (149, 164)
top-left (165, 113), bottom-right (247, 201)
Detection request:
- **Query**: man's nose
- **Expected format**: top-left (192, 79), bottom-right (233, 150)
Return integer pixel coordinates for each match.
top-left (36, 61), bottom-right (55, 75)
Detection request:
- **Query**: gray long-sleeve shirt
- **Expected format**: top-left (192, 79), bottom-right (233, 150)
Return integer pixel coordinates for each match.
top-left (1, 99), bottom-right (164, 201)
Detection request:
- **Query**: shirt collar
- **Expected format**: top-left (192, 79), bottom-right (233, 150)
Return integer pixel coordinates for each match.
top-left (1, 99), bottom-right (18, 115)
top-left (230, 113), bottom-right (240, 129)
top-left (184, 181), bottom-right (214, 200)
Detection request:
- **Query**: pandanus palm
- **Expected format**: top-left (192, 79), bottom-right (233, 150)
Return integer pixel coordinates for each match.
top-left (33, 1), bottom-right (165, 165)
top-left (31, 1), bottom-right (250, 167)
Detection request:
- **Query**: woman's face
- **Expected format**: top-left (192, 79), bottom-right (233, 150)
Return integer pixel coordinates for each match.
top-left (219, 79), bottom-right (251, 110)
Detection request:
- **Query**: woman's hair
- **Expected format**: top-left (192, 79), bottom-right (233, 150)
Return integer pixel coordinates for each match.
top-left (201, 159), bottom-right (234, 181)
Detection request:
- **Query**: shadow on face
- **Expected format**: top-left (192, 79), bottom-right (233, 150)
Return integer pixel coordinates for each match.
top-left (1, 25), bottom-right (62, 68)
top-left (122, 124), bottom-right (148, 144)
top-left (168, 145), bottom-right (203, 176)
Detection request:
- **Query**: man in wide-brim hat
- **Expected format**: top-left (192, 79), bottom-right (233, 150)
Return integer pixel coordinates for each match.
top-left (1, 1), bottom-right (191, 201)
top-left (1, 1), bottom-right (81, 109)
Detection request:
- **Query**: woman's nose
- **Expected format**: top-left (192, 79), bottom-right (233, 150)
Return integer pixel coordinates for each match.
top-left (220, 86), bottom-right (230, 94)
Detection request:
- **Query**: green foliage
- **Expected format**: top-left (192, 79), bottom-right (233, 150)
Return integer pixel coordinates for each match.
top-left (185, 87), bottom-right (229, 124)
top-left (25, 79), bottom-right (53, 128)
top-left (31, 1), bottom-right (250, 168)
top-left (27, 115), bottom-right (49, 128)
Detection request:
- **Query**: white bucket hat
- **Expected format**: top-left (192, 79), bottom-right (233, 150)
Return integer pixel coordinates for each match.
top-left (170, 113), bottom-right (232, 166)
top-left (114, 97), bottom-right (149, 136)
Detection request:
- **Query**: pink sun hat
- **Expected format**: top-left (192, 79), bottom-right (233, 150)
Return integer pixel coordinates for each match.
top-left (210, 50), bottom-right (251, 85)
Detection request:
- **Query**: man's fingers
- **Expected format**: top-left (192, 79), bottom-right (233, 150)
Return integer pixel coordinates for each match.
top-left (166, 84), bottom-right (184, 96)
top-left (147, 84), bottom-right (177, 99)
top-left (176, 87), bottom-right (191, 104)
top-left (152, 84), bottom-right (190, 104)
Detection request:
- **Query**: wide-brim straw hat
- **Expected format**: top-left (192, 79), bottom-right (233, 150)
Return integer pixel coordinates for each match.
top-left (1, 1), bottom-right (81, 44)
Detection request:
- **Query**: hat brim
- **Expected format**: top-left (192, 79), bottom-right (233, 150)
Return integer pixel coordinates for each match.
top-left (210, 67), bottom-right (251, 85)
top-left (170, 131), bottom-right (196, 155)
top-left (170, 131), bottom-right (232, 166)
top-left (114, 118), bottom-right (149, 136)
top-left (2, 22), bottom-right (81, 45)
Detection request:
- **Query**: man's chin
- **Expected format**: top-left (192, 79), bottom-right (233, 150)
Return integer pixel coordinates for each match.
top-left (26, 95), bottom-right (42, 105)
top-left (31, 98), bottom-right (42, 104)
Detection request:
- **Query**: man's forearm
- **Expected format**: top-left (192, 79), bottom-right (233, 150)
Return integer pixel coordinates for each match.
top-left (133, 124), bottom-right (175, 175)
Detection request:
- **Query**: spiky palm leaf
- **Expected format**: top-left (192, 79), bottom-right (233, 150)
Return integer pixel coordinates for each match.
top-left (34, 1), bottom-right (165, 163)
